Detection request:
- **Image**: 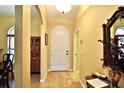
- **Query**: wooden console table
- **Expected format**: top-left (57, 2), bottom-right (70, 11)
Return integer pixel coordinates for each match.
top-left (85, 75), bottom-right (111, 88)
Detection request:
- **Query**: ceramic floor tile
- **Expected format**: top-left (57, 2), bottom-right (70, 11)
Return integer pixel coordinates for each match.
top-left (31, 72), bottom-right (82, 88)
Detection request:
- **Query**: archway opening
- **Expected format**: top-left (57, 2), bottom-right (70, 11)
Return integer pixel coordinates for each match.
top-left (30, 5), bottom-right (43, 85)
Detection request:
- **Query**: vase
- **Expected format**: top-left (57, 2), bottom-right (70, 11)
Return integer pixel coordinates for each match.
top-left (109, 67), bottom-right (121, 88)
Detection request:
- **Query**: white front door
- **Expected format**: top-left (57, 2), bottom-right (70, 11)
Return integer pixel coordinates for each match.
top-left (50, 26), bottom-right (70, 71)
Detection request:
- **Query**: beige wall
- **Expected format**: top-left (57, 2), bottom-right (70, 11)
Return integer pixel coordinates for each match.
top-left (47, 19), bottom-right (74, 70)
top-left (0, 16), bottom-right (15, 62)
top-left (74, 5), bottom-right (121, 87)
top-left (31, 17), bottom-right (42, 36)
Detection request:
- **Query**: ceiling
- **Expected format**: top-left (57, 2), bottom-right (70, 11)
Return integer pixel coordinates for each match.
top-left (0, 5), bottom-right (79, 20)
top-left (0, 5), bottom-right (40, 17)
top-left (45, 5), bottom-right (79, 20)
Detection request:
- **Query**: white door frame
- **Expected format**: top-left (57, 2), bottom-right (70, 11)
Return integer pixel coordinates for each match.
top-left (50, 25), bottom-right (70, 71)
top-left (73, 27), bottom-right (80, 73)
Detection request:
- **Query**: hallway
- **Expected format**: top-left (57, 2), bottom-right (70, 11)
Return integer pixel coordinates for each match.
top-left (1, 5), bottom-right (124, 88)
top-left (31, 72), bottom-right (82, 88)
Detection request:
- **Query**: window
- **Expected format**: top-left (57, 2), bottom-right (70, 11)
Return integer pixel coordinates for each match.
top-left (7, 26), bottom-right (15, 62)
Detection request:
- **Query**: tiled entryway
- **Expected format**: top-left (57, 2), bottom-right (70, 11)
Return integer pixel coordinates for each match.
top-left (31, 71), bottom-right (82, 88)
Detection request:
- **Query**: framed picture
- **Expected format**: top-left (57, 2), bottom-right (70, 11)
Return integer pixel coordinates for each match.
top-left (45, 33), bottom-right (48, 46)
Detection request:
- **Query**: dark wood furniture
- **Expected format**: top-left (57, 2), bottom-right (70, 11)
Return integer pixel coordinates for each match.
top-left (3, 53), bottom-right (14, 79)
top-left (0, 53), bottom-right (14, 88)
top-left (99, 7), bottom-right (124, 72)
top-left (85, 75), bottom-right (111, 88)
top-left (31, 37), bottom-right (40, 74)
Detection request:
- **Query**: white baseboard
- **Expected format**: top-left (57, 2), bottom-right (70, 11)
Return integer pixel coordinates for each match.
top-left (72, 70), bottom-right (80, 74)
top-left (40, 79), bottom-right (45, 82)
top-left (48, 69), bottom-right (51, 72)
top-left (68, 69), bottom-right (73, 72)
top-left (40, 71), bottom-right (48, 83)
top-left (79, 79), bottom-right (86, 88)
top-left (48, 69), bottom-right (73, 72)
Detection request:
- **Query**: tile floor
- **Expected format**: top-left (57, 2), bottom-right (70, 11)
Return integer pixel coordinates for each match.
top-left (0, 71), bottom-right (82, 88)
top-left (31, 71), bottom-right (82, 88)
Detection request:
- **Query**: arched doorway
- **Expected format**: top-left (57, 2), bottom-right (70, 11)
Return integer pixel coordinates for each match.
top-left (30, 5), bottom-right (43, 83)
top-left (14, 5), bottom-right (44, 87)
top-left (50, 25), bottom-right (70, 71)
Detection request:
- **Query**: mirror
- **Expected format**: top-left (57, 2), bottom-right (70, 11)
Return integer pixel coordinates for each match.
top-left (101, 7), bottom-right (124, 72)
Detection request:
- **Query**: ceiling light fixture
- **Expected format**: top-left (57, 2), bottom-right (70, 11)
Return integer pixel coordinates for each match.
top-left (56, 5), bottom-right (71, 14)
